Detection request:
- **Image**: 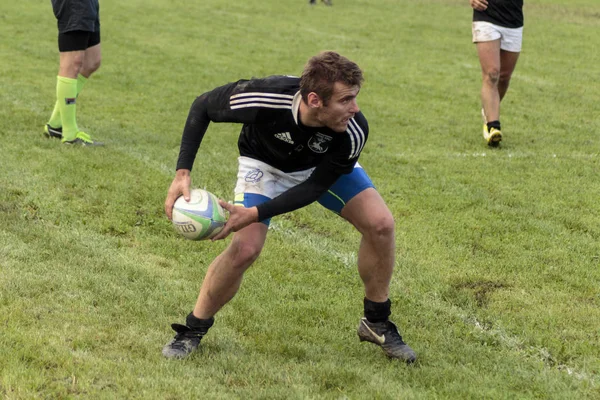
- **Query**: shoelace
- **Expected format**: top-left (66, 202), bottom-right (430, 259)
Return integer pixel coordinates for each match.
top-left (170, 332), bottom-right (200, 349)
top-left (377, 322), bottom-right (407, 346)
top-left (385, 332), bottom-right (407, 346)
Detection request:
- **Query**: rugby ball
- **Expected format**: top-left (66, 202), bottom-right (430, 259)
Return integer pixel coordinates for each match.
top-left (172, 189), bottom-right (226, 240)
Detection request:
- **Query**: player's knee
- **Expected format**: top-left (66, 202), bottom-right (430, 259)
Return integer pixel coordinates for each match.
top-left (364, 212), bottom-right (395, 240)
top-left (90, 57), bottom-right (101, 73)
top-left (86, 60), bottom-right (101, 75)
top-left (81, 58), bottom-right (101, 77)
top-left (499, 72), bottom-right (512, 86)
top-left (484, 69), bottom-right (501, 85)
top-left (229, 239), bottom-right (263, 267)
top-left (60, 59), bottom-right (85, 78)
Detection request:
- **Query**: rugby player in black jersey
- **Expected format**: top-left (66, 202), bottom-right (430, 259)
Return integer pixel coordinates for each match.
top-left (471, 0), bottom-right (524, 146)
top-left (162, 51), bottom-right (416, 363)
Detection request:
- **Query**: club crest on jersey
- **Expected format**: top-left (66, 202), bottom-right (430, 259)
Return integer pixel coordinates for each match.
top-left (65, 98), bottom-right (76, 105)
top-left (308, 133), bottom-right (332, 153)
top-left (245, 169), bottom-right (264, 183)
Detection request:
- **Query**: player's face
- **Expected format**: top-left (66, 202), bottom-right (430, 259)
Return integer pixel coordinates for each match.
top-left (317, 82), bottom-right (360, 132)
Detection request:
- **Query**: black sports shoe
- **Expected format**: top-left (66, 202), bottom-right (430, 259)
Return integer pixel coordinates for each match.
top-left (162, 317), bottom-right (214, 359)
top-left (357, 317), bottom-right (417, 363)
top-left (44, 124), bottom-right (63, 139)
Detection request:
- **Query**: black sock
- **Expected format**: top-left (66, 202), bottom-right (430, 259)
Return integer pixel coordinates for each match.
top-left (487, 120), bottom-right (501, 131)
top-left (364, 298), bottom-right (391, 323)
top-left (186, 312), bottom-right (215, 332)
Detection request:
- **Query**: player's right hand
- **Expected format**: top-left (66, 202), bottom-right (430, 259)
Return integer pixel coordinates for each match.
top-left (164, 169), bottom-right (192, 220)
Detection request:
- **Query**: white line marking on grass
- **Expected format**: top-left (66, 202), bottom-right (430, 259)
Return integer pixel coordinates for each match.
top-left (458, 64), bottom-right (554, 87)
top-left (451, 152), bottom-right (600, 159)
top-left (512, 74), bottom-right (555, 87)
top-left (468, 315), bottom-right (599, 384)
top-left (269, 221), bottom-right (357, 269)
top-left (301, 27), bottom-right (349, 41)
top-left (111, 146), bottom-right (174, 176)
top-left (210, 10), bottom-right (250, 19)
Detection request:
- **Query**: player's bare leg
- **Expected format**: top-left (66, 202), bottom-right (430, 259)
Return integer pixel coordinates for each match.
top-left (477, 39), bottom-right (503, 146)
top-left (193, 222), bottom-right (268, 319)
top-left (47, 45), bottom-right (103, 146)
top-left (498, 49), bottom-right (520, 101)
top-left (342, 188), bottom-right (394, 302)
top-left (341, 188), bottom-right (416, 363)
top-left (80, 43), bottom-right (102, 78)
top-left (477, 39), bottom-right (501, 122)
top-left (162, 222), bottom-right (268, 359)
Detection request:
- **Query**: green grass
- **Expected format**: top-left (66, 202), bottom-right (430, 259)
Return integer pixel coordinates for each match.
top-left (1, 0), bottom-right (600, 398)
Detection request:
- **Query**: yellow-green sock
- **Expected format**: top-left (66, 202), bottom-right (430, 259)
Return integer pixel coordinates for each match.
top-left (47, 74), bottom-right (88, 129)
top-left (56, 76), bottom-right (79, 141)
top-left (77, 73), bottom-right (88, 94)
top-left (47, 101), bottom-right (61, 128)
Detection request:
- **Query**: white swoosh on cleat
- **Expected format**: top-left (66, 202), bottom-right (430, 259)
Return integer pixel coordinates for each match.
top-left (362, 320), bottom-right (386, 344)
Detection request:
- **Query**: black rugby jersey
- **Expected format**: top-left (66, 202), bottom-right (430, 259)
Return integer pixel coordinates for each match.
top-left (176, 75), bottom-right (369, 221)
top-left (473, 0), bottom-right (523, 29)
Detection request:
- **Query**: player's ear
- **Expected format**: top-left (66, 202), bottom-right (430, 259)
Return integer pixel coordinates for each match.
top-left (307, 92), bottom-right (322, 109)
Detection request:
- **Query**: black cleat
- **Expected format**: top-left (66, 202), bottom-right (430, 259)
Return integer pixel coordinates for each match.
top-left (44, 124), bottom-right (63, 139)
top-left (162, 324), bottom-right (204, 359)
top-left (162, 317), bottom-right (214, 359)
top-left (357, 317), bottom-right (417, 363)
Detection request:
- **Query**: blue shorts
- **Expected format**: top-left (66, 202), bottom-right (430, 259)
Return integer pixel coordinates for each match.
top-left (237, 165), bottom-right (374, 226)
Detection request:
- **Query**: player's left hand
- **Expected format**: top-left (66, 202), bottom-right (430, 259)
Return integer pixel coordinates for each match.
top-left (211, 200), bottom-right (259, 240)
top-left (470, 0), bottom-right (488, 11)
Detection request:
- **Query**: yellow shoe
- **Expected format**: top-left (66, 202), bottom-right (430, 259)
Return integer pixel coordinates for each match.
top-left (62, 131), bottom-right (104, 146)
top-left (483, 125), bottom-right (502, 147)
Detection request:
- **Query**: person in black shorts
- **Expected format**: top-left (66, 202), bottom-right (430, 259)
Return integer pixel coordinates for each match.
top-left (471, 0), bottom-right (524, 146)
top-left (44, 0), bottom-right (103, 145)
top-left (161, 51), bottom-right (417, 363)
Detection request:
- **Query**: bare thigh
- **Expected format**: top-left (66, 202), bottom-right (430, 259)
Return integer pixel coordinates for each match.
top-left (477, 40), bottom-right (502, 77)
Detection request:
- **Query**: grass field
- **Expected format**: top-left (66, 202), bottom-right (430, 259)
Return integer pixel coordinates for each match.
top-left (1, 0), bottom-right (600, 398)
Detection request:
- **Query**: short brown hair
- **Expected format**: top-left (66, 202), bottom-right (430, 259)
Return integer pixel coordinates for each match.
top-left (300, 51), bottom-right (363, 105)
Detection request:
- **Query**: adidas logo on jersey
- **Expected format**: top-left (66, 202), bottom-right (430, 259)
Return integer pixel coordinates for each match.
top-left (274, 132), bottom-right (294, 144)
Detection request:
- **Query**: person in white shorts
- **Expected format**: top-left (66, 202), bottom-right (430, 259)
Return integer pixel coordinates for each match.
top-left (471, 0), bottom-right (524, 146)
